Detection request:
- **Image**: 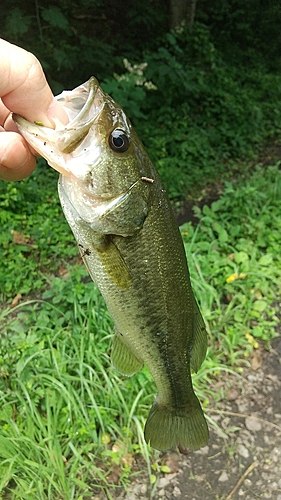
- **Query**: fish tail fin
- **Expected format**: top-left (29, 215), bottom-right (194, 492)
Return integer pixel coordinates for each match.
top-left (144, 400), bottom-right (209, 452)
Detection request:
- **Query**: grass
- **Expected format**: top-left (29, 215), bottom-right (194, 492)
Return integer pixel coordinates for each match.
top-left (0, 159), bottom-right (76, 301)
top-left (0, 163), bottom-right (281, 498)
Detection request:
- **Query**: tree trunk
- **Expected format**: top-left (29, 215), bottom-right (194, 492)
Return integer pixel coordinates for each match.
top-left (186, 0), bottom-right (198, 29)
top-left (169, 0), bottom-right (198, 30)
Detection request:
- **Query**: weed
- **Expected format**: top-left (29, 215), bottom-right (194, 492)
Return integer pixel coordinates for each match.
top-left (1, 164), bottom-right (281, 497)
top-left (0, 160), bottom-right (76, 300)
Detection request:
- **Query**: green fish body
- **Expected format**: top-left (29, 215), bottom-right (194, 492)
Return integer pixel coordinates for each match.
top-left (13, 77), bottom-right (209, 451)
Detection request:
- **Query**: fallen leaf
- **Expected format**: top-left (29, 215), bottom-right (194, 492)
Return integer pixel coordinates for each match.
top-left (10, 294), bottom-right (22, 308)
top-left (251, 351), bottom-right (262, 371)
top-left (122, 452), bottom-right (134, 468)
top-left (111, 442), bottom-right (122, 453)
top-left (58, 265), bottom-right (70, 278)
top-left (226, 273), bottom-right (239, 283)
top-left (106, 467), bottom-right (122, 485)
top-left (162, 456), bottom-right (179, 473)
top-left (226, 272), bottom-right (247, 283)
top-left (111, 441), bottom-right (134, 467)
top-left (246, 333), bottom-right (259, 349)
top-left (11, 230), bottom-right (31, 245)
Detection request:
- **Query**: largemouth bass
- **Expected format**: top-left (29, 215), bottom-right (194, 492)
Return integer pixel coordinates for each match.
top-left (13, 77), bottom-right (209, 451)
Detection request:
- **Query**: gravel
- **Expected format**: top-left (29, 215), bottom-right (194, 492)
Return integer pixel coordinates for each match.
top-left (112, 336), bottom-right (281, 500)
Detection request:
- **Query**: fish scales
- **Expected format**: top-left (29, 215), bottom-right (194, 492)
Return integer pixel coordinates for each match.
top-left (13, 77), bottom-right (209, 452)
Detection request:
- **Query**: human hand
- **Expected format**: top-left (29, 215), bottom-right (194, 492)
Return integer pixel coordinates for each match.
top-left (0, 39), bottom-right (67, 181)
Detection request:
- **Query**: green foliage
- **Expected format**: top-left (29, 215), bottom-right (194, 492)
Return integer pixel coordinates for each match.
top-left (41, 5), bottom-right (69, 30)
top-left (144, 25), bottom-right (281, 195)
top-left (1, 163), bottom-right (281, 498)
top-left (102, 71), bottom-right (148, 121)
top-left (183, 164), bottom-right (281, 368)
top-left (198, 0), bottom-right (281, 71)
top-left (5, 7), bottom-right (32, 38)
top-left (2, 2), bottom-right (281, 198)
top-left (0, 160), bottom-right (76, 300)
top-left (0, 268), bottom-right (154, 499)
top-left (101, 24), bottom-right (281, 198)
top-left (1, 3), bottom-right (281, 496)
top-left (1, 0), bottom-right (168, 91)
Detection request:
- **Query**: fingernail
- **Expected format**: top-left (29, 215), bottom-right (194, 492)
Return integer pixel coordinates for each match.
top-left (47, 98), bottom-right (69, 127)
top-left (0, 136), bottom-right (36, 181)
top-left (0, 137), bottom-right (28, 168)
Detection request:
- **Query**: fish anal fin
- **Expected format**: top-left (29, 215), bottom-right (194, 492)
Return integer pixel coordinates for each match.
top-left (190, 299), bottom-right (208, 373)
top-left (111, 332), bottom-right (143, 376)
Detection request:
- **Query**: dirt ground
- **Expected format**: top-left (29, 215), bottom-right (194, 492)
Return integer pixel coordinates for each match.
top-left (112, 336), bottom-right (281, 500)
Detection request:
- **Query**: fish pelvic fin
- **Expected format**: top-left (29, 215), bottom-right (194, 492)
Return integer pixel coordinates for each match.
top-left (190, 299), bottom-right (208, 373)
top-left (144, 400), bottom-right (209, 452)
top-left (111, 332), bottom-right (143, 376)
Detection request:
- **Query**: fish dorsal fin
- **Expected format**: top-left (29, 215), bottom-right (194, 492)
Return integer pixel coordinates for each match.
top-left (111, 331), bottom-right (143, 376)
top-left (190, 299), bottom-right (208, 372)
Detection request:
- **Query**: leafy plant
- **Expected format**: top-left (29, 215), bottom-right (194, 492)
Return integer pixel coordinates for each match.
top-left (2, 2), bottom-right (281, 199)
top-left (0, 4), bottom-right (281, 495)
top-left (183, 163), bottom-right (281, 364)
top-left (1, 163), bottom-right (281, 498)
top-left (0, 160), bottom-right (77, 300)
top-left (101, 24), bottom-right (281, 198)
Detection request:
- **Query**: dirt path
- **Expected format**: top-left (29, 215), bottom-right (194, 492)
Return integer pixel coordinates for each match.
top-left (117, 337), bottom-right (281, 500)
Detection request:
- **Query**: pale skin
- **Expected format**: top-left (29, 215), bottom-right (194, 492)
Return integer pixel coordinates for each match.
top-left (0, 39), bottom-right (67, 181)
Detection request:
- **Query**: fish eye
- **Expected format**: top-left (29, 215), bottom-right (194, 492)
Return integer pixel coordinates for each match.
top-left (109, 129), bottom-right (129, 153)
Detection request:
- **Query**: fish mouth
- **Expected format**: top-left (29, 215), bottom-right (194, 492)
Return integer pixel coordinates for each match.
top-left (13, 77), bottom-right (148, 226)
top-left (12, 77), bottom-right (103, 178)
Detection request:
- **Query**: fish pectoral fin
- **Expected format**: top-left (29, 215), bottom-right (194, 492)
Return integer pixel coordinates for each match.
top-left (190, 299), bottom-right (208, 373)
top-left (111, 332), bottom-right (143, 376)
top-left (88, 236), bottom-right (131, 290)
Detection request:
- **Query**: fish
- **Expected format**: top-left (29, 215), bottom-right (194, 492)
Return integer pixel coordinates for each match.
top-left (13, 77), bottom-right (209, 452)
